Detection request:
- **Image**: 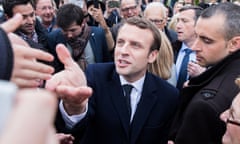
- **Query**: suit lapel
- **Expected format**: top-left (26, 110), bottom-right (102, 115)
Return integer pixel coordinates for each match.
top-left (109, 71), bottom-right (131, 137)
top-left (130, 73), bottom-right (157, 144)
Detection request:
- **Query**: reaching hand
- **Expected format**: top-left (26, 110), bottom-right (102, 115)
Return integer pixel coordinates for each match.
top-left (0, 13), bottom-right (54, 88)
top-left (46, 44), bottom-right (92, 115)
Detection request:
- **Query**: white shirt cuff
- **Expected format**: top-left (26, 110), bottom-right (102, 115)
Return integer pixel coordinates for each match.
top-left (59, 100), bottom-right (88, 129)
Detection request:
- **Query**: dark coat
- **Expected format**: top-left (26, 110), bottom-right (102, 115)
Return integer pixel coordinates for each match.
top-left (169, 50), bottom-right (240, 144)
top-left (172, 40), bottom-right (182, 63)
top-left (56, 62), bottom-right (179, 144)
top-left (164, 27), bottom-right (177, 44)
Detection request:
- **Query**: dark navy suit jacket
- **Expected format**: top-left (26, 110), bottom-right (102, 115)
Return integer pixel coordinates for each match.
top-left (56, 63), bottom-right (179, 144)
top-left (47, 26), bottom-right (110, 72)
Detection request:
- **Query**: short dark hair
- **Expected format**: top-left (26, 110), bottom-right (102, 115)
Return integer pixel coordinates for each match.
top-left (120, 17), bottom-right (161, 52)
top-left (200, 2), bottom-right (240, 41)
top-left (2, 0), bottom-right (35, 17)
top-left (179, 5), bottom-right (203, 22)
top-left (56, 3), bottom-right (84, 29)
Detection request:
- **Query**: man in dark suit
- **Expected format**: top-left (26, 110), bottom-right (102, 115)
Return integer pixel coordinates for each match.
top-left (47, 17), bottom-right (179, 144)
top-left (172, 6), bottom-right (205, 89)
top-left (168, 3), bottom-right (240, 144)
top-left (47, 4), bottom-right (110, 73)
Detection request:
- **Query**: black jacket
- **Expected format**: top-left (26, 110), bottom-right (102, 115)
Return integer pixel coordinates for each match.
top-left (169, 50), bottom-right (240, 144)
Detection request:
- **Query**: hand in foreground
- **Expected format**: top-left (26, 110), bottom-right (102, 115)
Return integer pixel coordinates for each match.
top-left (46, 44), bottom-right (92, 115)
top-left (1, 13), bottom-right (54, 88)
top-left (56, 133), bottom-right (74, 144)
top-left (0, 89), bottom-right (58, 144)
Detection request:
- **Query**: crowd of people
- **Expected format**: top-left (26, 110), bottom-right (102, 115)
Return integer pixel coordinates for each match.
top-left (0, 0), bottom-right (240, 144)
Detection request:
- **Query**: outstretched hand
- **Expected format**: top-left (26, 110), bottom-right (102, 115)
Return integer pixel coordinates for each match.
top-left (0, 13), bottom-right (54, 88)
top-left (46, 44), bottom-right (92, 115)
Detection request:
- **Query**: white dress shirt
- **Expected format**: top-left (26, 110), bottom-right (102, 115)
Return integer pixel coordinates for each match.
top-left (120, 75), bottom-right (144, 121)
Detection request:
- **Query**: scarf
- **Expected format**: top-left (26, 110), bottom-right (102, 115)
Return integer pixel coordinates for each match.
top-left (67, 25), bottom-right (91, 61)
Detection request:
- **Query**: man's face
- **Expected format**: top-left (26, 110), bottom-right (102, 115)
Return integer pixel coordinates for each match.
top-left (35, 0), bottom-right (55, 25)
top-left (221, 93), bottom-right (240, 144)
top-left (120, 0), bottom-right (140, 19)
top-left (173, 2), bottom-right (184, 14)
top-left (144, 7), bottom-right (166, 30)
top-left (192, 15), bottom-right (230, 67)
top-left (114, 24), bottom-right (158, 82)
top-left (176, 9), bottom-right (196, 44)
top-left (61, 22), bottom-right (83, 41)
top-left (12, 3), bottom-right (36, 36)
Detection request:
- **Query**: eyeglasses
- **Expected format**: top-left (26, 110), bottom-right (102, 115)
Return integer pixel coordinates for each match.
top-left (149, 19), bottom-right (164, 25)
top-left (227, 118), bottom-right (240, 126)
top-left (121, 5), bottom-right (137, 12)
top-left (37, 6), bottom-right (54, 11)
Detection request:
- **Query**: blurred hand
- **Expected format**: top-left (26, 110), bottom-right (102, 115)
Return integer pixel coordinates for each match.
top-left (1, 13), bottom-right (54, 88)
top-left (188, 61), bottom-right (206, 78)
top-left (88, 6), bottom-right (106, 26)
top-left (168, 141), bottom-right (175, 144)
top-left (0, 89), bottom-right (58, 144)
top-left (46, 44), bottom-right (92, 115)
top-left (183, 80), bottom-right (190, 88)
top-left (56, 133), bottom-right (74, 144)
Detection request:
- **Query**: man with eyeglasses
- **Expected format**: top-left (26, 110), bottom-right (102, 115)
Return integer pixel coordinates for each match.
top-left (143, 2), bottom-right (177, 44)
top-left (221, 77), bottom-right (240, 144)
top-left (35, 0), bottom-right (57, 33)
top-left (168, 3), bottom-right (240, 144)
top-left (110, 0), bottom-right (141, 41)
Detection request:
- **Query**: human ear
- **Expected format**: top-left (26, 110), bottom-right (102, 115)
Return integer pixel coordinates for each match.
top-left (148, 50), bottom-right (158, 63)
top-left (228, 36), bottom-right (240, 53)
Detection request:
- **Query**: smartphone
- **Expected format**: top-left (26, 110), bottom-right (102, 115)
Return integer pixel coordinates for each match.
top-left (0, 81), bottom-right (17, 134)
top-left (108, 1), bottom-right (120, 8)
top-left (93, 0), bottom-right (99, 8)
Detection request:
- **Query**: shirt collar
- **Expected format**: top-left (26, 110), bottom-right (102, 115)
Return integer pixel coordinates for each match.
top-left (119, 75), bottom-right (145, 93)
top-left (181, 43), bottom-right (189, 52)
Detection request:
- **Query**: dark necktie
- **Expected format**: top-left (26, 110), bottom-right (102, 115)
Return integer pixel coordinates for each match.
top-left (123, 84), bottom-right (133, 121)
top-left (177, 49), bottom-right (192, 89)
